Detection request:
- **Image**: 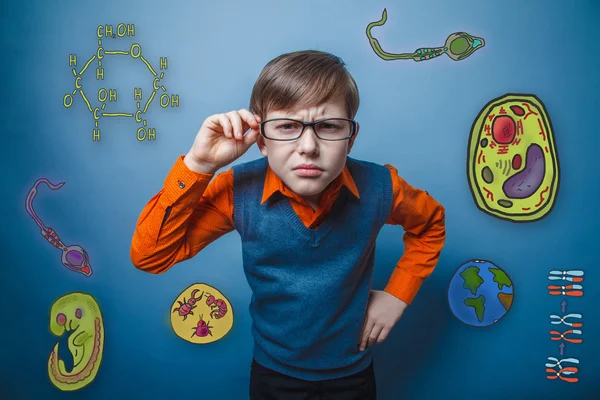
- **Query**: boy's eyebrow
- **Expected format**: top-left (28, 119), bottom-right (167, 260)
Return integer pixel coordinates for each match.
top-left (286, 111), bottom-right (349, 121)
top-left (282, 104), bottom-right (330, 120)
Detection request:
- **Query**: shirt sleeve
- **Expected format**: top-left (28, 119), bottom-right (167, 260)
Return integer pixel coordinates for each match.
top-left (130, 155), bottom-right (235, 274)
top-left (382, 164), bottom-right (446, 305)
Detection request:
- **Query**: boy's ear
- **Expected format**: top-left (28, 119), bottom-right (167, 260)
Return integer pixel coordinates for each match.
top-left (257, 134), bottom-right (268, 156)
top-left (347, 123), bottom-right (360, 154)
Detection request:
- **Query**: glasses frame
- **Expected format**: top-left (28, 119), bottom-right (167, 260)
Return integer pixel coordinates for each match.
top-left (259, 117), bottom-right (358, 141)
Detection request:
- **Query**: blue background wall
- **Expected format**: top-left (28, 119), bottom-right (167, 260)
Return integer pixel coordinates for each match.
top-left (2, 0), bottom-right (599, 398)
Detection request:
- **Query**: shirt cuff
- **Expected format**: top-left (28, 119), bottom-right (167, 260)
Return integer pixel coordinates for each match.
top-left (384, 268), bottom-right (425, 305)
top-left (161, 155), bottom-right (214, 206)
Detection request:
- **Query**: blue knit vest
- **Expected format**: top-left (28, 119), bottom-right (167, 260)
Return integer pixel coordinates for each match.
top-left (232, 156), bottom-right (393, 381)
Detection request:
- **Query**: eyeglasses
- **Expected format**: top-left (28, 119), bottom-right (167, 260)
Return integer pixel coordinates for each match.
top-left (260, 118), bottom-right (358, 141)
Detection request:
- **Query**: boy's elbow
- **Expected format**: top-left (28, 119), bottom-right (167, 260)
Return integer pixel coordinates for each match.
top-left (130, 246), bottom-right (166, 274)
top-left (427, 203), bottom-right (446, 242)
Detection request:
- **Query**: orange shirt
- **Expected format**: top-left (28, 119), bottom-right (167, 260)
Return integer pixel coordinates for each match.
top-left (130, 155), bottom-right (446, 305)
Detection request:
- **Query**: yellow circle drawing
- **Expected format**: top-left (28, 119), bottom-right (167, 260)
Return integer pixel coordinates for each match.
top-left (467, 94), bottom-right (559, 222)
top-left (170, 283), bottom-right (234, 344)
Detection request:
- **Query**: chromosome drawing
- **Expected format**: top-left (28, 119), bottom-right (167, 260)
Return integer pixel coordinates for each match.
top-left (170, 283), bottom-right (234, 344)
top-left (550, 313), bottom-right (582, 328)
top-left (26, 178), bottom-right (92, 277)
top-left (548, 285), bottom-right (583, 297)
top-left (548, 270), bottom-right (584, 283)
top-left (467, 94), bottom-right (560, 222)
top-left (447, 259), bottom-right (514, 327)
top-left (63, 24), bottom-right (180, 142)
top-left (366, 8), bottom-right (485, 62)
top-left (548, 270), bottom-right (584, 296)
top-left (546, 357), bottom-right (579, 383)
top-left (48, 292), bottom-right (104, 391)
top-left (546, 270), bottom-right (583, 383)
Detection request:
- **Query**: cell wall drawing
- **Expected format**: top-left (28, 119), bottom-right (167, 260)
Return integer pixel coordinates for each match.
top-left (467, 94), bottom-right (560, 222)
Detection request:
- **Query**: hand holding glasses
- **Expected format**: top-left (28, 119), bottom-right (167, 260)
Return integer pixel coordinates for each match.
top-left (260, 118), bottom-right (358, 141)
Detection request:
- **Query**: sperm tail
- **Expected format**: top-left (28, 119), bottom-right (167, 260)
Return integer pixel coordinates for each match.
top-left (25, 178), bottom-right (66, 230)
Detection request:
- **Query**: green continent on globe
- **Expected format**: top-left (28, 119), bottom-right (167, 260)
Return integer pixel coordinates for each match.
top-left (460, 266), bottom-right (483, 295)
top-left (464, 295), bottom-right (486, 322)
top-left (490, 267), bottom-right (512, 290)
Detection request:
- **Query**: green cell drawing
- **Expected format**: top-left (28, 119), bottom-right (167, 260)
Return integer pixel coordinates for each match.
top-left (48, 292), bottom-right (104, 391)
top-left (366, 8), bottom-right (485, 62)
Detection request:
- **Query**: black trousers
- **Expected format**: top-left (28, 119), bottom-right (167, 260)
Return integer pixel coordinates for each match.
top-left (249, 359), bottom-right (377, 400)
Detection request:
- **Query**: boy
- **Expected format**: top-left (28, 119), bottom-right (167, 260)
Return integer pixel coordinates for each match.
top-left (131, 50), bottom-right (445, 399)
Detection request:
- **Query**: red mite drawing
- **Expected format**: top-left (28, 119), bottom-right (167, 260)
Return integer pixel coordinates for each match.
top-left (173, 289), bottom-right (203, 321)
top-left (191, 314), bottom-right (213, 338)
top-left (205, 292), bottom-right (228, 319)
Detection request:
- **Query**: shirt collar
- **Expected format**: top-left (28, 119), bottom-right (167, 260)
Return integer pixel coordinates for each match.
top-left (260, 163), bottom-right (360, 204)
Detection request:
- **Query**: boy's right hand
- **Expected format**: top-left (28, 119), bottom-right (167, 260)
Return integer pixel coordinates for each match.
top-left (184, 109), bottom-right (261, 174)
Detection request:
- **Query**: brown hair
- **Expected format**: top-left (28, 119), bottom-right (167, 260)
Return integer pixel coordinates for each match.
top-left (249, 50), bottom-right (359, 119)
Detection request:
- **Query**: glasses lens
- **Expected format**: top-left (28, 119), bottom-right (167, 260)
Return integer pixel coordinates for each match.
top-left (263, 119), bottom-right (353, 140)
top-left (315, 119), bottom-right (353, 140)
top-left (263, 119), bottom-right (304, 140)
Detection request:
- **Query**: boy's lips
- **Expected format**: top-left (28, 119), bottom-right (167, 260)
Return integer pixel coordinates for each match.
top-left (293, 164), bottom-right (324, 177)
top-left (293, 164), bottom-right (323, 170)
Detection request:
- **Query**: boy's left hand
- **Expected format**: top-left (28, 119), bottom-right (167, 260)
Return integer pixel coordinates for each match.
top-left (358, 290), bottom-right (407, 351)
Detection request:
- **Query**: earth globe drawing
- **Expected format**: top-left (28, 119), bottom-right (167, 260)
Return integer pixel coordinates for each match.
top-left (448, 259), bottom-right (514, 327)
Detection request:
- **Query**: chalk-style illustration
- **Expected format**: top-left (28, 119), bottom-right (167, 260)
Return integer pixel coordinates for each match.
top-left (548, 285), bottom-right (583, 297)
top-left (63, 23), bottom-right (180, 142)
top-left (550, 313), bottom-right (582, 328)
top-left (548, 270), bottom-right (584, 282)
top-left (550, 329), bottom-right (583, 344)
top-left (205, 291), bottom-right (229, 319)
top-left (48, 292), bottom-right (104, 391)
top-left (447, 259), bottom-right (513, 327)
top-left (546, 357), bottom-right (579, 383)
top-left (548, 289), bottom-right (582, 381)
top-left (26, 178), bottom-right (92, 276)
top-left (467, 94), bottom-right (560, 222)
top-left (366, 8), bottom-right (485, 62)
top-left (191, 315), bottom-right (214, 338)
top-left (172, 288), bottom-right (203, 321)
top-left (170, 283), bottom-right (233, 344)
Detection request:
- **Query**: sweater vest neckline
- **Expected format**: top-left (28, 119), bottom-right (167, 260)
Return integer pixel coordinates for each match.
top-left (275, 185), bottom-right (353, 247)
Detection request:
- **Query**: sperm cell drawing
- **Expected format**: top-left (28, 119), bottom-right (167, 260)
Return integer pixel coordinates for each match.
top-left (366, 8), bottom-right (485, 62)
top-left (25, 178), bottom-right (92, 277)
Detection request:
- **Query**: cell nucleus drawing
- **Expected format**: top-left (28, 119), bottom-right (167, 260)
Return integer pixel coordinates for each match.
top-left (448, 259), bottom-right (514, 327)
top-left (48, 292), bottom-right (104, 391)
top-left (170, 283), bottom-right (234, 344)
top-left (467, 94), bottom-right (559, 222)
top-left (366, 8), bottom-right (485, 62)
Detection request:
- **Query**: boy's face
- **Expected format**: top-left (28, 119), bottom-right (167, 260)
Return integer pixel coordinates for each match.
top-left (257, 96), bottom-right (359, 207)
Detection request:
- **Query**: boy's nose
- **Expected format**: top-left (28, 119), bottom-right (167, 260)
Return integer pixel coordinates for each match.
top-left (297, 127), bottom-right (319, 154)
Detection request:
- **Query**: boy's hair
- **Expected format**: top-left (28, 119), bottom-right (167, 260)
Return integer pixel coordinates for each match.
top-left (249, 50), bottom-right (359, 119)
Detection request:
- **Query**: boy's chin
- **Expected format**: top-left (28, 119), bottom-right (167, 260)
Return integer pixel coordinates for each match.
top-left (285, 179), bottom-right (325, 194)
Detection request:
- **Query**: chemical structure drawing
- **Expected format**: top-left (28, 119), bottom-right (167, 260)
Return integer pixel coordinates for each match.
top-left (62, 24), bottom-right (180, 142)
